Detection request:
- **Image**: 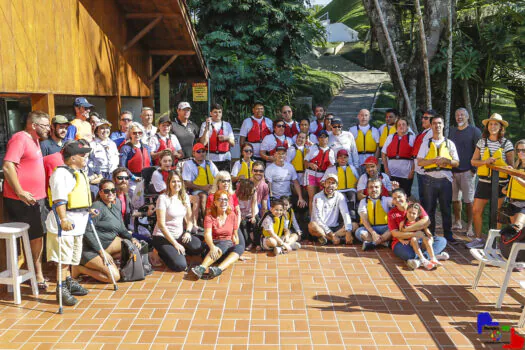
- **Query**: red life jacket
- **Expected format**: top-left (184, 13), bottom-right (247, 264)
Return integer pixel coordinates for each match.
top-left (310, 147), bottom-right (331, 172)
top-left (209, 122), bottom-right (230, 154)
top-left (412, 129), bottom-right (430, 158)
top-left (126, 143), bottom-right (151, 175)
top-left (387, 134), bottom-right (413, 160)
top-left (313, 120), bottom-right (324, 136)
top-left (284, 122), bottom-right (299, 138)
top-left (246, 117), bottom-right (271, 143)
top-left (161, 170), bottom-right (170, 184)
top-left (154, 134), bottom-right (179, 166)
top-left (363, 174), bottom-right (390, 197)
top-left (269, 134), bottom-right (290, 156)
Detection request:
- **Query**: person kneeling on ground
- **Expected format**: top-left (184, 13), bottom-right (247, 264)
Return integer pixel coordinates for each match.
top-left (152, 171), bottom-right (204, 272)
top-left (355, 177), bottom-right (394, 251)
top-left (192, 190), bottom-right (243, 279)
top-left (308, 174), bottom-right (353, 245)
top-left (77, 179), bottom-right (141, 282)
top-left (260, 198), bottom-right (301, 255)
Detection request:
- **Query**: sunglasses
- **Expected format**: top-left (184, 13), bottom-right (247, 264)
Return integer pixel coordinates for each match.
top-left (422, 116), bottom-right (430, 120)
top-left (282, 111), bottom-right (292, 114)
top-left (243, 149), bottom-right (253, 153)
top-left (518, 149), bottom-right (525, 153)
top-left (219, 179), bottom-right (231, 183)
top-left (132, 131), bottom-right (143, 135)
top-left (121, 119), bottom-right (132, 122)
top-left (102, 188), bottom-right (117, 194)
top-left (253, 169), bottom-right (264, 173)
top-left (217, 198), bottom-right (229, 202)
top-left (195, 150), bottom-right (206, 154)
top-left (116, 175), bottom-right (130, 180)
top-left (332, 125), bottom-right (342, 128)
top-left (275, 124), bottom-right (285, 128)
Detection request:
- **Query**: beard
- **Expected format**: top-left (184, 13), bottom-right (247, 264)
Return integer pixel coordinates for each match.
top-left (457, 121), bottom-right (466, 127)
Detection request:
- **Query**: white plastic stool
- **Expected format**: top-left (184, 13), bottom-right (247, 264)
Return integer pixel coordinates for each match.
top-left (0, 223), bottom-right (38, 304)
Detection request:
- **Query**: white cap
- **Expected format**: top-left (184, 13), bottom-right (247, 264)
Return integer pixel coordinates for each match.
top-left (178, 102), bottom-right (192, 110)
top-left (322, 173), bottom-right (339, 184)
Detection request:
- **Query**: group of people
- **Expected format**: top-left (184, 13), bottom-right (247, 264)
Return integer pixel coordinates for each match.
top-left (3, 95), bottom-right (525, 307)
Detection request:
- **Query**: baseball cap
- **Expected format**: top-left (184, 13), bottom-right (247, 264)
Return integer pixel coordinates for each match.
top-left (73, 97), bottom-right (94, 108)
top-left (178, 102), bottom-right (192, 110)
top-left (95, 119), bottom-right (112, 128)
top-left (158, 115), bottom-right (171, 125)
top-left (62, 140), bottom-right (92, 159)
top-left (193, 143), bottom-right (206, 152)
top-left (323, 173), bottom-right (338, 183)
top-left (318, 130), bottom-right (329, 138)
top-left (51, 115), bottom-right (70, 124)
top-left (337, 149), bottom-right (349, 157)
top-left (332, 119), bottom-right (342, 125)
top-left (275, 146), bottom-right (287, 153)
top-left (362, 156), bottom-right (378, 166)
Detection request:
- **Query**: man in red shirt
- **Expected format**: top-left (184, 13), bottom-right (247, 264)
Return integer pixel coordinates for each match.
top-left (388, 188), bottom-right (449, 269)
top-left (3, 110), bottom-right (50, 289)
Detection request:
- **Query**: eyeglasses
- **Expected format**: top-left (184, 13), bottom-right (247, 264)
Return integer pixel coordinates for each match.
top-left (518, 149), bottom-right (525, 153)
top-left (253, 169), bottom-right (264, 173)
top-left (195, 150), bottom-right (206, 154)
top-left (102, 188), bottom-right (117, 194)
top-left (219, 179), bottom-right (231, 183)
top-left (217, 198), bottom-right (229, 202)
top-left (35, 123), bottom-right (50, 129)
top-left (132, 131), bottom-right (143, 135)
top-left (332, 125), bottom-right (342, 129)
top-left (121, 119), bottom-right (132, 122)
top-left (116, 175), bottom-right (130, 180)
top-left (243, 149), bottom-right (253, 153)
top-left (421, 116), bottom-right (430, 120)
top-left (275, 124), bottom-right (285, 128)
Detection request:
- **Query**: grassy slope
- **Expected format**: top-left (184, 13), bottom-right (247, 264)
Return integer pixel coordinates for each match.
top-left (316, 0), bottom-right (369, 38)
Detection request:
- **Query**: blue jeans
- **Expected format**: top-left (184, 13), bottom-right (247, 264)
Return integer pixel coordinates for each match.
top-left (355, 225), bottom-right (389, 242)
top-left (393, 236), bottom-right (447, 261)
top-left (421, 175), bottom-right (453, 239)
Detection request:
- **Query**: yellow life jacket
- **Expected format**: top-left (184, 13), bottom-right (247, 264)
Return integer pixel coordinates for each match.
top-left (423, 138), bottom-right (453, 172)
top-left (477, 138), bottom-right (509, 180)
top-left (48, 166), bottom-right (92, 210)
top-left (237, 159), bottom-right (254, 179)
top-left (70, 118), bottom-right (93, 141)
top-left (356, 126), bottom-right (377, 154)
top-left (285, 208), bottom-right (295, 229)
top-left (379, 124), bottom-right (396, 148)
top-left (507, 175), bottom-right (525, 201)
top-left (336, 165), bottom-right (358, 190)
top-left (291, 145), bottom-right (306, 173)
top-left (364, 197), bottom-right (388, 226)
top-left (193, 160), bottom-right (214, 186)
top-left (262, 213), bottom-right (285, 238)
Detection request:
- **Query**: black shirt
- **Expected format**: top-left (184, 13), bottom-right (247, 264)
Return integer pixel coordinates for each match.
top-left (172, 118), bottom-right (199, 159)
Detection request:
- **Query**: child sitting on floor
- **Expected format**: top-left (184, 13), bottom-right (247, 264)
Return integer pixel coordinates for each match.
top-left (400, 203), bottom-right (441, 270)
top-left (260, 199), bottom-right (300, 255)
top-left (281, 196), bottom-right (303, 242)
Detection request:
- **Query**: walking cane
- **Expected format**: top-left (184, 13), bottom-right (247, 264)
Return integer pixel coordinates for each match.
top-left (88, 215), bottom-right (118, 291)
top-left (51, 202), bottom-right (68, 314)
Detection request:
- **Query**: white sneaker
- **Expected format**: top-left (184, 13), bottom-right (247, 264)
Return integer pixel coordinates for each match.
top-left (407, 259), bottom-right (421, 270)
top-left (452, 221), bottom-right (462, 230)
top-left (466, 226), bottom-right (475, 237)
top-left (420, 258), bottom-right (435, 270)
top-left (466, 238), bottom-right (485, 249)
top-left (273, 246), bottom-right (283, 255)
top-left (291, 242), bottom-right (301, 251)
top-left (435, 252), bottom-right (450, 261)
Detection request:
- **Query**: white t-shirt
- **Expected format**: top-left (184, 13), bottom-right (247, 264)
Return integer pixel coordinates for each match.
top-left (153, 194), bottom-right (190, 239)
top-left (261, 134), bottom-right (293, 155)
top-left (239, 116), bottom-right (274, 158)
top-left (198, 120), bottom-right (234, 161)
top-left (293, 132), bottom-right (318, 145)
top-left (142, 125), bottom-right (158, 145)
top-left (265, 162), bottom-right (298, 198)
top-left (416, 137), bottom-right (460, 182)
top-left (321, 164), bottom-right (359, 192)
top-left (349, 125), bottom-right (380, 165)
top-left (182, 160), bottom-right (219, 182)
top-left (151, 169), bottom-right (167, 193)
top-left (356, 172), bottom-right (392, 192)
top-left (88, 138), bottom-right (119, 175)
top-left (328, 131), bottom-right (360, 169)
top-left (148, 134), bottom-right (182, 153)
top-left (45, 167), bottom-right (90, 236)
top-left (311, 191), bottom-right (352, 232)
top-left (381, 133), bottom-right (416, 179)
top-left (357, 196), bottom-right (393, 218)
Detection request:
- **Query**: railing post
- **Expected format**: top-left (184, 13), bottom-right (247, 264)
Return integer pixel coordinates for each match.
top-left (489, 169), bottom-right (499, 229)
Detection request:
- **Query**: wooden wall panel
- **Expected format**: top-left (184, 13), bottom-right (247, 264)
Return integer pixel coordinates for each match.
top-left (0, 0), bottom-right (150, 97)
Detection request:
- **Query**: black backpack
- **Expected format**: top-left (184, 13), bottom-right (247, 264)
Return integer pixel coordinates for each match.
top-left (120, 239), bottom-right (153, 282)
top-left (500, 225), bottom-right (525, 262)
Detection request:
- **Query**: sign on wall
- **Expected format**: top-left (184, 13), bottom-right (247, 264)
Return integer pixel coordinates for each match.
top-left (192, 82), bottom-right (208, 102)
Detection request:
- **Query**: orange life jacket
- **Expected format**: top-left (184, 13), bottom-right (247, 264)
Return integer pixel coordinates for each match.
top-left (246, 117), bottom-right (271, 143)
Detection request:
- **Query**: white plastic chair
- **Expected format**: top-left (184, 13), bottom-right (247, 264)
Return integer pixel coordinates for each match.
top-left (518, 281), bottom-right (525, 328)
top-left (470, 229), bottom-right (525, 309)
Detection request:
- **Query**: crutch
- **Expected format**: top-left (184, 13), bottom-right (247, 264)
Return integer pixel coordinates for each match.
top-left (51, 202), bottom-right (67, 314)
top-left (88, 215), bottom-right (118, 291)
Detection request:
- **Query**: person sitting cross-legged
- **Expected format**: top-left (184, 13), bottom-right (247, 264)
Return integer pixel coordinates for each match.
top-left (355, 177), bottom-right (394, 251)
top-left (308, 174), bottom-right (353, 245)
top-left (260, 198), bottom-right (301, 255)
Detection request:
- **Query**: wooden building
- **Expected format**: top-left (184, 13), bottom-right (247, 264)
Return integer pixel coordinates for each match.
top-left (0, 0), bottom-right (208, 162)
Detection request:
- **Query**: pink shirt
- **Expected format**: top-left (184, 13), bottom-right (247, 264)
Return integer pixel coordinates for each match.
top-left (3, 131), bottom-right (46, 200)
top-left (204, 212), bottom-right (239, 241)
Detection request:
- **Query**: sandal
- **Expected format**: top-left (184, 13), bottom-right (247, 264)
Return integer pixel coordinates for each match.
top-left (37, 281), bottom-right (48, 291)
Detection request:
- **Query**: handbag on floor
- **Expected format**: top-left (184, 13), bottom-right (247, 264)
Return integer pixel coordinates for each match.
top-left (120, 239), bottom-right (146, 282)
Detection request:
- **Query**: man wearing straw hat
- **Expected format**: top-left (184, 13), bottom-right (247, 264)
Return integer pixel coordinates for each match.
top-left (46, 141), bottom-right (92, 307)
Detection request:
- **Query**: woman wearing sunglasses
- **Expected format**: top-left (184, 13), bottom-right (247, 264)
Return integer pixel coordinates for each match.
top-left (231, 143), bottom-right (255, 183)
top-left (75, 179), bottom-right (140, 283)
top-left (119, 122), bottom-right (152, 195)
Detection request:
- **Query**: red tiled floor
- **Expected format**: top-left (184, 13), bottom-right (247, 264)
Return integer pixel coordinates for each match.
top-left (1, 238), bottom-right (525, 349)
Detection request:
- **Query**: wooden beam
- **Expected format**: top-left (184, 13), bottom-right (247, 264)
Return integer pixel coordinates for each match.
top-left (123, 16), bottom-right (163, 52)
top-left (149, 50), bottom-right (195, 56)
top-left (148, 55), bottom-right (178, 85)
top-left (106, 96), bottom-right (122, 131)
top-left (31, 93), bottom-right (55, 117)
top-left (125, 13), bottom-right (180, 19)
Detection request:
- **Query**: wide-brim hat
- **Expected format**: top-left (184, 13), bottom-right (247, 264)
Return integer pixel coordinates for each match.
top-left (482, 113), bottom-right (508, 128)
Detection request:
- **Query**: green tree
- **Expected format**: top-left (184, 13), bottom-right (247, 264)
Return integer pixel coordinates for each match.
top-left (188, 0), bottom-right (324, 126)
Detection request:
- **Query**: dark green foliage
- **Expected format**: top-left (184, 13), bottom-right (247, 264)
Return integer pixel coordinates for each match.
top-left (188, 0), bottom-right (325, 127)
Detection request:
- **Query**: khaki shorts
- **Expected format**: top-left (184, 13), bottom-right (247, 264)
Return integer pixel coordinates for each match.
top-left (47, 233), bottom-right (83, 265)
top-left (452, 170), bottom-right (476, 204)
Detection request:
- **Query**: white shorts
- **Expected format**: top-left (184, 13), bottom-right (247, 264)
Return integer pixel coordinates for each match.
top-left (261, 237), bottom-right (276, 251)
top-left (452, 170), bottom-right (476, 204)
top-left (47, 233), bottom-right (83, 265)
